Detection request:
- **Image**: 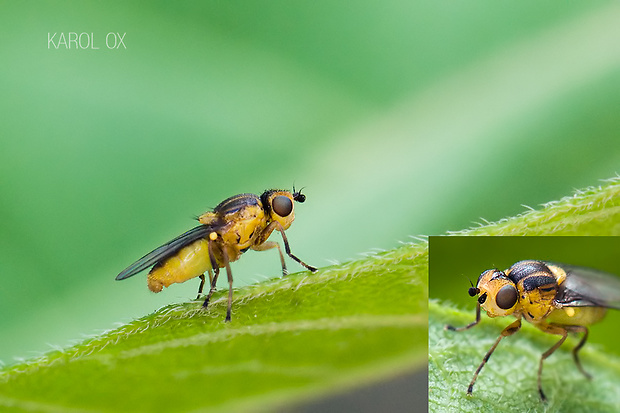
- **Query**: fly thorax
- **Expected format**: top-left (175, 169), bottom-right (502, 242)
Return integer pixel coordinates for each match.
top-left (516, 275), bottom-right (558, 322)
top-left (228, 206), bottom-right (266, 250)
top-left (198, 211), bottom-right (219, 226)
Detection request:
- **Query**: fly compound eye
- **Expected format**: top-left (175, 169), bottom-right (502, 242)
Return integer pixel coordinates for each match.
top-left (496, 285), bottom-right (518, 310)
top-left (478, 292), bottom-right (487, 304)
top-left (272, 195), bottom-right (293, 217)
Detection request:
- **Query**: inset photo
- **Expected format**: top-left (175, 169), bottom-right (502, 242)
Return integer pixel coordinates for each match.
top-left (429, 236), bottom-right (620, 412)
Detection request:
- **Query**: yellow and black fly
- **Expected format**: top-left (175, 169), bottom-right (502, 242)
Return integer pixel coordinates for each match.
top-left (446, 260), bottom-right (620, 401)
top-left (116, 188), bottom-right (317, 322)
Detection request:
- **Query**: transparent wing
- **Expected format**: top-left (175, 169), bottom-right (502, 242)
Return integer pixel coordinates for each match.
top-left (116, 225), bottom-right (214, 280)
top-left (552, 263), bottom-right (620, 309)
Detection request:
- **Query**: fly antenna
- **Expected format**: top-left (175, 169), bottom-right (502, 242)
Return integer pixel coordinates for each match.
top-left (292, 185), bottom-right (306, 203)
top-left (463, 274), bottom-right (479, 297)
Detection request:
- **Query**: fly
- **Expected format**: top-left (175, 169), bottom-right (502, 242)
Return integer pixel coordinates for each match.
top-left (116, 188), bottom-right (317, 322)
top-left (446, 260), bottom-right (620, 401)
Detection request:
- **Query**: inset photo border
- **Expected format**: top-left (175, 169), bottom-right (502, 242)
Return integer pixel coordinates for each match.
top-left (429, 236), bottom-right (620, 409)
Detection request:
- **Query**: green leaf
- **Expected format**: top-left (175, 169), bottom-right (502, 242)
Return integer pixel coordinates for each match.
top-left (446, 175), bottom-right (620, 237)
top-left (430, 301), bottom-right (620, 412)
top-left (0, 244), bottom-right (428, 412)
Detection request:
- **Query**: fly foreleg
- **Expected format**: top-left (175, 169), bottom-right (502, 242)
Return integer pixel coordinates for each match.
top-left (446, 303), bottom-right (482, 332)
top-left (252, 241), bottom-right (288, 276)
top-left (468, 318), bottom-right (522, 396)
top-left (275, 223), bottom-right (317, 273)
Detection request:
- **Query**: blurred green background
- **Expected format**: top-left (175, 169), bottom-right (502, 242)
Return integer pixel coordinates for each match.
top-left (1, 1), bottom-right (620, 365)
top-left (429, 236), bottom-right (620, 356)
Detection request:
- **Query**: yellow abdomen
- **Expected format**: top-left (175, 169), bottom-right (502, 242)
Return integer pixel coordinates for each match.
top-left (147, 239), bottom-right (211, 293)
top-left (546, 306), bottom-right (607, 326)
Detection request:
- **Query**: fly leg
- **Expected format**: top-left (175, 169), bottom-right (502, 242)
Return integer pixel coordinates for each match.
top-left (197, 275), bottom-right (205, 300)
top-left (467, 318), bottom-right (522, 396)
top-left (202, 268), bottom-right (220, 309)
top-left (253, 221), bottom-right (317, 274)
top-left (276, 224), bottom-right (317, 273)
top-left (196, 269), bottom-right (215, 300)
top-left (203, 241), bottom-right (221, 310)
top-left (445, 303), bottom-right (481, 332)
top-left (252, 241), bottom-right (288, 276)
top-left (536, 323), bottom-right (570, 402)
top-left (566, 325), bottom-right (591, 379)
top-left (220, 247), bottom-right (233, 322)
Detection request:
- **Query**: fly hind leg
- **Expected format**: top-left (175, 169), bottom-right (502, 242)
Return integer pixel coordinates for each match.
top-left (203, 241), bottom-right (220, 310)
top-left (203, 239), bottom-right (233, 322)
top-left (536, 323), bottom-right (571, 402)
top-left (202, 268), bottom-right (220, 309)
top-left (219, 246), bottom-right (233, 322)
top-left (196, 270), bottom-right (214, 300)
top-left (196, 274), bottom-right (205, 300)
top-left (567, 325), bottom-right (591, 379)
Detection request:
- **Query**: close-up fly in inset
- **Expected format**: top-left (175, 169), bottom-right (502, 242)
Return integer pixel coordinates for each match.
top-left (446, 260), bottom-right (620, 401)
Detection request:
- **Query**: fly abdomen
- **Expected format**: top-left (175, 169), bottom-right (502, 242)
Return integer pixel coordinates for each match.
top-left (147, 239), bottom-right (211, 292)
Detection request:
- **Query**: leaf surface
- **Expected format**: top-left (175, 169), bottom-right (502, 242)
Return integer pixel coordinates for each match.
top-left (0, 244), bottom-right (428, 413)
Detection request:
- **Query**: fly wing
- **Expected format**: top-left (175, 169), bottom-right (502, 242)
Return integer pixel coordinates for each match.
top-left (116, 225), bottom-right (214, 280)
top-left (553, 263), bottom-right (620, 309)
